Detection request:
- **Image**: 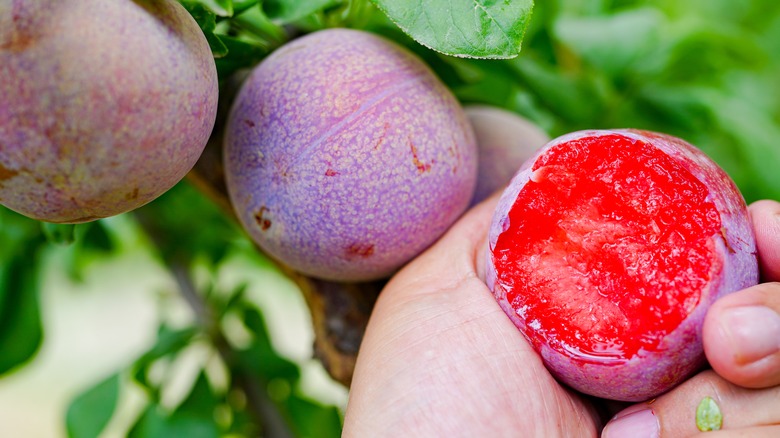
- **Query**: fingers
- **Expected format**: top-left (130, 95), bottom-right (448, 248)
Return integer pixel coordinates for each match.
top-left (700, 200), bottom-right (780, 389)
top-left (702, 425), bottom-right (780, 437)
top-left (703, 282), bottom-right (780, 388)
top-left (749, 199), bottom-right (780, 282)
top-left (602, 370), bottom-right (780, 438)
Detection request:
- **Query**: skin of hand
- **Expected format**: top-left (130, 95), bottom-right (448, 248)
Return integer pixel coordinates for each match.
top-left (343, 195), bottom-right (780, 438)
top-left (343, 192), bottom-right (600, 437)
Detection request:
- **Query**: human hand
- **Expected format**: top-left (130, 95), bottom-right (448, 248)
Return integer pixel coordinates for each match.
top-left (602, 200), bottom-right (780, 437)
top-left (344, 196), bottom-right (780, 437)
top-left (343, 194), bottom-right (602, 437)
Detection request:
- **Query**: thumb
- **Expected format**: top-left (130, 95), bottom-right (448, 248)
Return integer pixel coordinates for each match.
top-left (703, 282), bottom-right (780, 388)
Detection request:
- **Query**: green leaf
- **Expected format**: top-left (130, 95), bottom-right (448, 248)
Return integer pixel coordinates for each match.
top-left (41, 222), bottom-right (77, 246)
top-left (241, 306), bottom-right (274, 350)
top-left (696, 396), bottom-right (723, 432)
top-left (175, 372), bottom-right (219, 417)
top-left (215, 283), bottom-right (248, 319)
top-left (440, 57), bottom-right (520, 106)
top-left (708, 95), bottom-right (780, 202)
top-left (180, 2), bottom-right (229, 56)
top-left (235, 309), bottom-right (301, 381)
top-left (204, 33), bottom-right (229, 57)
top-left (128, 404), bottom-right (219, 438)
top-left (658, 21), bottom-right (766, 85)
top-left (370, 0), bottom-right (533, 58)
top-left (127, 406), bottom-right (168, 438)
top-left (0, 207), bottom-right (46, 260)
top-left (128, 338), bottom-right (222, 437)
top-left (262, 0), bottom-right (341, 23)
top-left (286, 394), bottom-right (343, 438)
top-left (59, 221), bottom-right (116, 283)
top-left (0, 209), bottom-right (40, 306)
top-left (66, 373), bottom-right (121, 438)
top-left (187, 0), bottom-right (235, 17)
top-left (211, 0), bottom-right (233, 16)
top-left (214, 35), bottom-right (268, 79)
top-left (233, 0), bottom-right (260, 15)
top-left (135, 181), bottom-right (241, 268)
top-left (132, 326), bottom-right (199, 390)
top-left (135, 326), bottom-right (199, 369)
top-left (509, 55), bottom-right (610, 127)
top-left (181, 1), bottom-right (218, 31)
top-left (0, 242), bottom-right (43, 375)
top-left (635, 84), bottom-right (713, 132)
top-left (80, 221), bottom-right (114, 253)
top-left (553, 8), bottom-right (665, 76)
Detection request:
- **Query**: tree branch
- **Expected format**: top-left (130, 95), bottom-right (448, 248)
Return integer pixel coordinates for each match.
top-left (172, 263), bottom-right (295, 438)
top-left (136, 209), bottom-right (296, 438)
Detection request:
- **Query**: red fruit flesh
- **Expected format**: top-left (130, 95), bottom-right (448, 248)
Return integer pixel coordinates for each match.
top-left (492, 134), bottom-right (722, 363)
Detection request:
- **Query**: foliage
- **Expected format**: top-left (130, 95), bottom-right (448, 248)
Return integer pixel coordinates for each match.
top-left (370, 0), bottom-right (533, 58)
top-left (1, 0), bottom-right (779, 436)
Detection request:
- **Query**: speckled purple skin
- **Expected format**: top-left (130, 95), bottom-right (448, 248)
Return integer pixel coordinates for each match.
top-left (486, 129), bottom-right (759, 401)
top-left (0, 0), bottom-right (218, 223)
top-left (225, 29), bottom-right (477, 282)
top-left (464, 105), bottom-right (549, 205)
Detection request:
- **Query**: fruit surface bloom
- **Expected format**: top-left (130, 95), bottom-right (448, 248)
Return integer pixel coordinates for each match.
top-left (486, 129), bottom-right (758, 401)
top-left (225, 29), bottom-right (477, 282)
top-left (0, 0), bottom-right (218, 223)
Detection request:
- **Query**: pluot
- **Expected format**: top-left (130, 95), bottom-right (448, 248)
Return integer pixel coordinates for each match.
top-left (486, 129), bottom-right (758, 401)
top-left (225, 29), bottom-right (477, 282)
top-left (0, 0), bottom-right (218, 223)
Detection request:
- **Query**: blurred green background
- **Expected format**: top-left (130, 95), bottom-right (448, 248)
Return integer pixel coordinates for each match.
top-left (429, 0), bottom-right (780, 204)
top-left (1, 0), bottom-right (778, 436)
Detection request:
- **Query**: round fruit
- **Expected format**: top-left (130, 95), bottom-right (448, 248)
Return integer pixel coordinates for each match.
top-left (0, 0), bottom-right (218, 223)
top-left (464, 105), bottom-right (549, 205)
top-left (486, 129), bottom-right (758, 401)
top-left (224, 28), bottom-right (477, 282)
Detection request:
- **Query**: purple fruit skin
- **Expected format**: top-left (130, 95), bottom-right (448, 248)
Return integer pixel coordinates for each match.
top-left (486, 129), bottom-right (759, 401)
top-left (224, 29), bottom-right (477, 282)
top-left (465, 105), bottom-right (549, 205)
top-left (0, 0), bottom-right (218, 223)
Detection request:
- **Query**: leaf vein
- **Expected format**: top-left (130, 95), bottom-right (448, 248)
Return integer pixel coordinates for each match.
top-left (449, 3), bottom-right (479, 51)
top-left (472, 0), bottom-right (512, 45)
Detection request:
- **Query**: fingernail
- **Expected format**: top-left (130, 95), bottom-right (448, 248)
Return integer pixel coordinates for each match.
top-left (602, 409), bottom-right (659, 438)
top-left (719, 306), bottom-right (780, 365)
top-left (611, 403), bottom-right (650, 420)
